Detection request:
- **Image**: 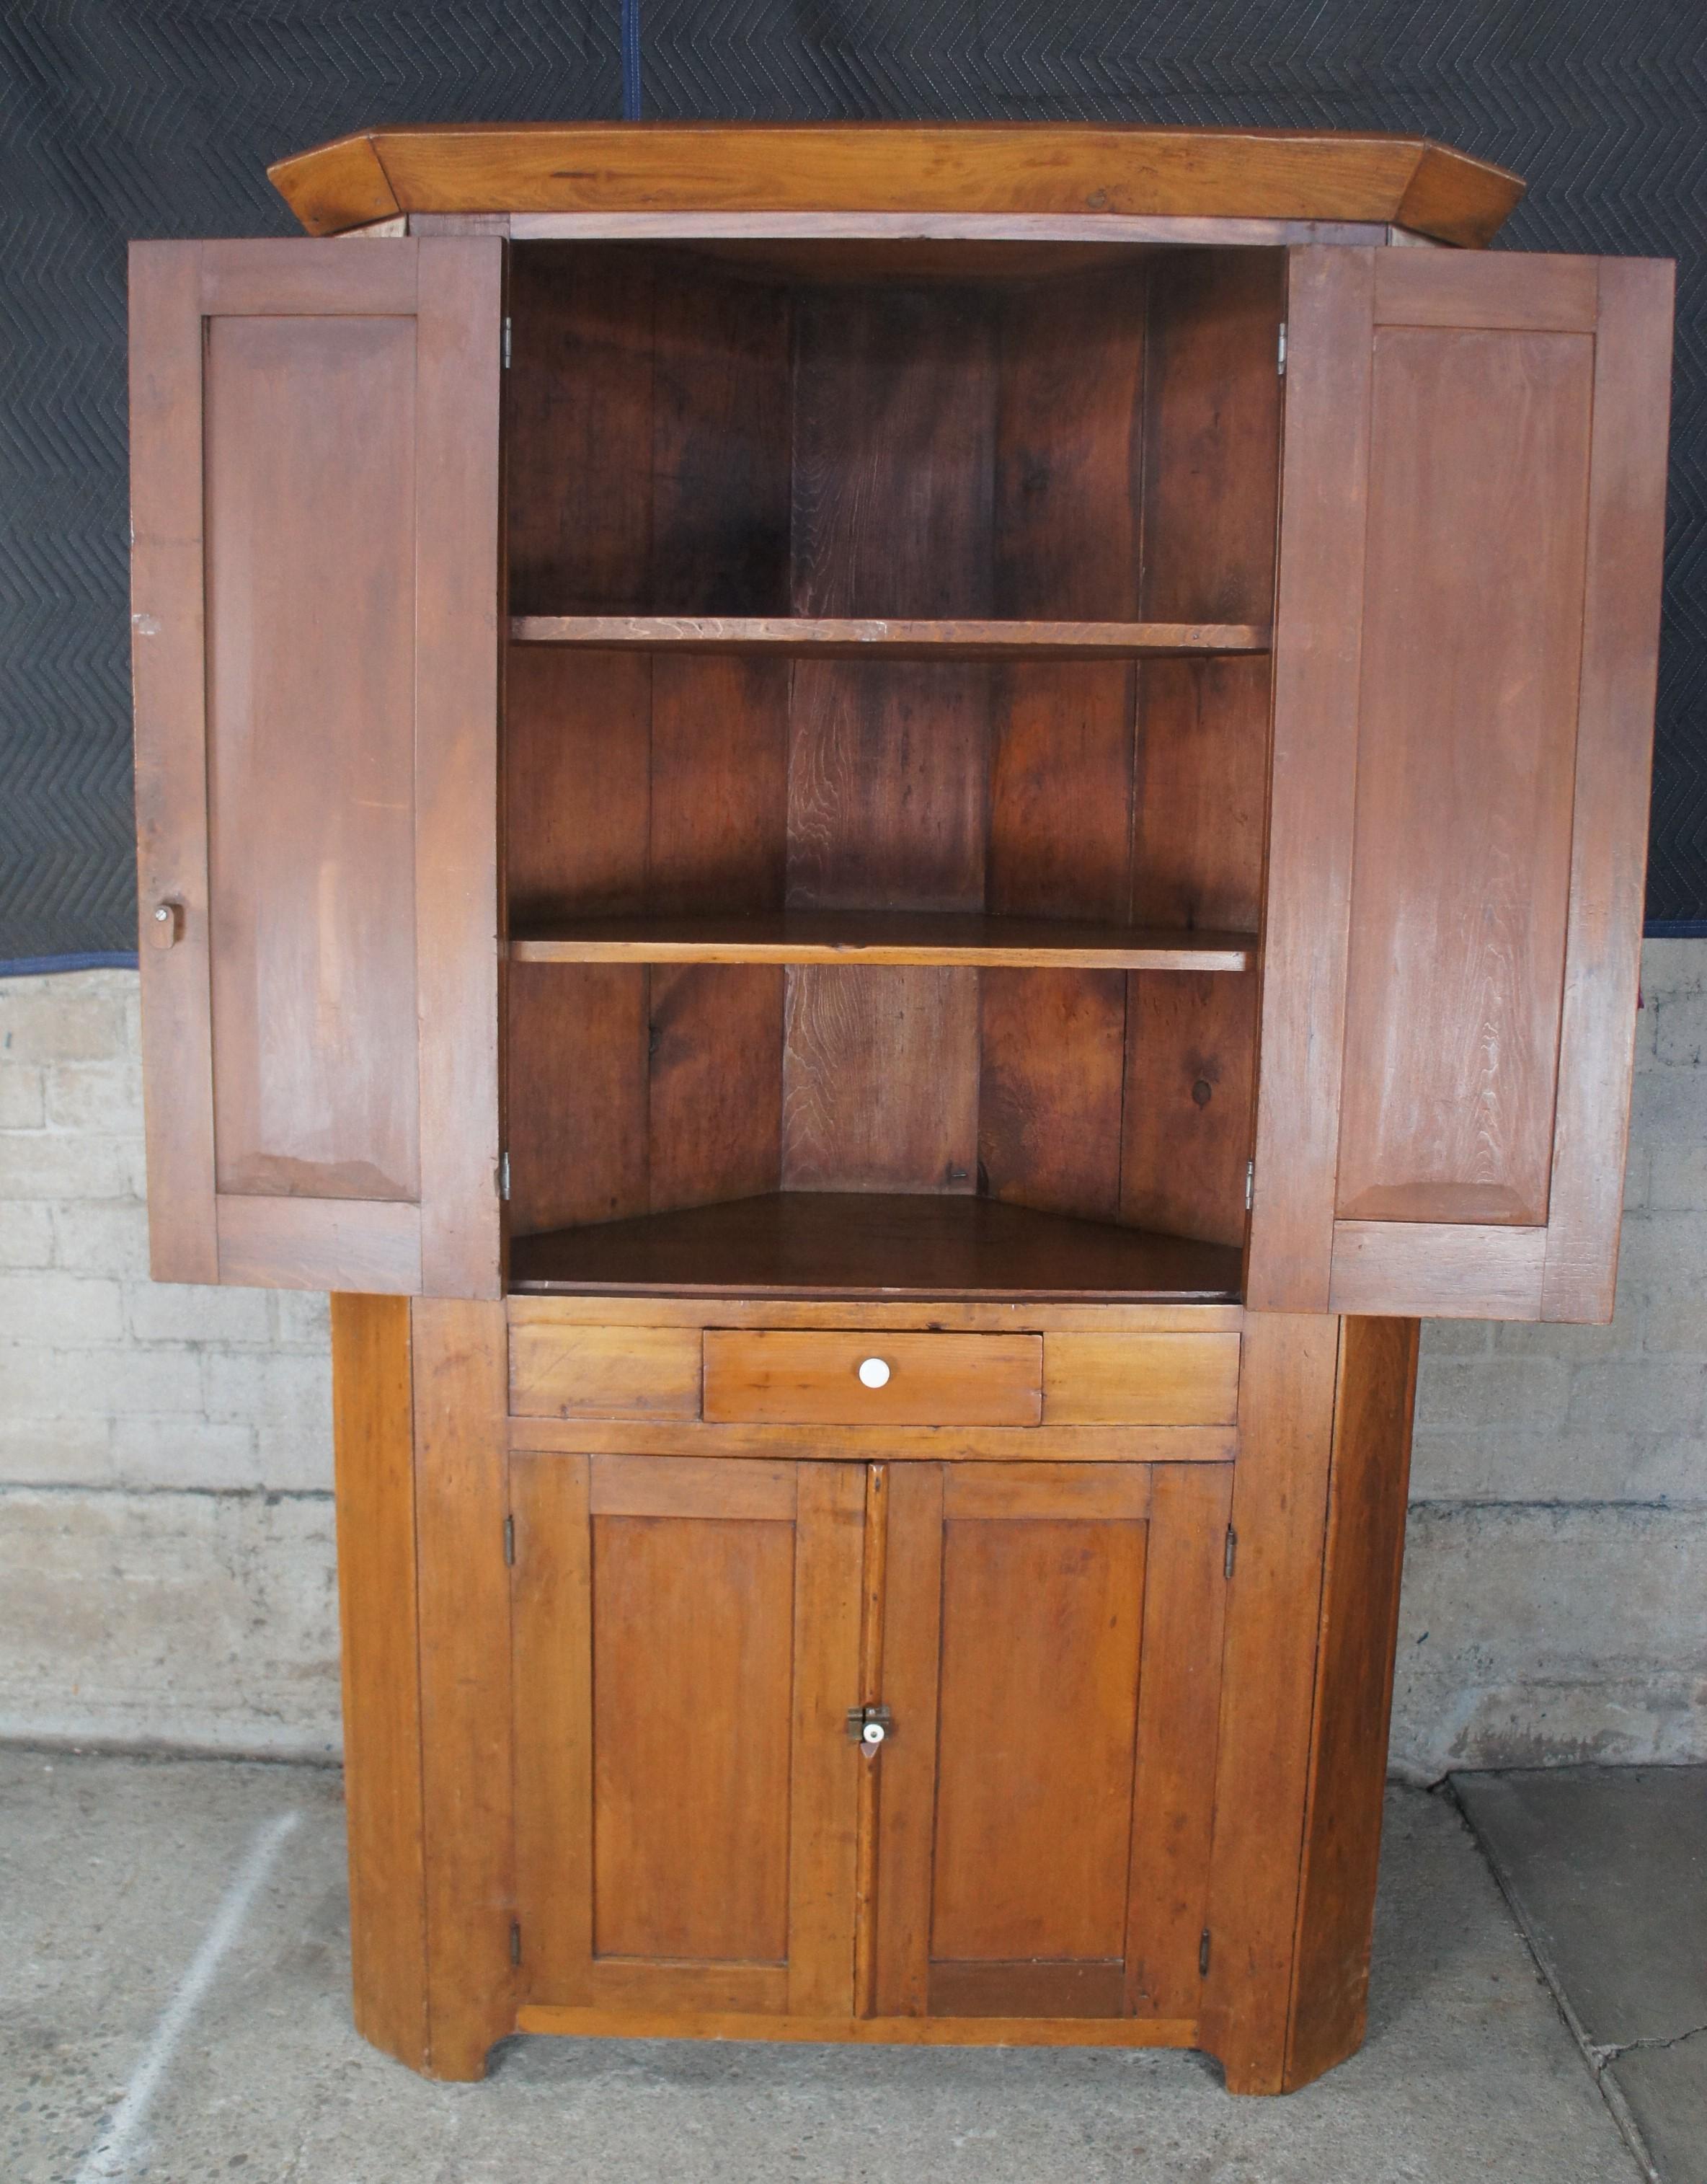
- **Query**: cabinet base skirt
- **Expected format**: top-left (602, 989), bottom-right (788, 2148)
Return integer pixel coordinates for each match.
top-left (515, 2004), bottom-right (1199, 2051)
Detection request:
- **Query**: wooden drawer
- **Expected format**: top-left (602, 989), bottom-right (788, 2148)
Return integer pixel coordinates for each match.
top-left (510, 1320), bottom-right (702, 1420)
top-left (703, 1330), bottom-right (1042, 1427)
top-left (1042, 1332), bottom-right (1241, 1425)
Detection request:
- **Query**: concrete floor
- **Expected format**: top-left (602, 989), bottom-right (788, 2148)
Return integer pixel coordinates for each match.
top-left (0, 1752), bottom-right (1659, 2184)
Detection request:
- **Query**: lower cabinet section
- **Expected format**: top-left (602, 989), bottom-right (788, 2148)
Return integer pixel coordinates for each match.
top-left (508, 1449), bottom-right (1231, 2035)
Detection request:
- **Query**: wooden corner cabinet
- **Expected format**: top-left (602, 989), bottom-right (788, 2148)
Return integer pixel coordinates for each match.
top-left (128, 125), bottom-right (1673, 2094)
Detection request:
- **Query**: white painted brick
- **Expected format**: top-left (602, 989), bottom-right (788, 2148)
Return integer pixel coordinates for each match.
top-left (204, 1346), bottom-right (329, 1428)
top-left (1650, 1144), bottom-right (1707, 1211)
top-left (0, 1343), bottom-right (203, 1420)
top-left (53, 1198), bottom-right (151, 1277)
top-left (44, 1056), bottom-right (143, 1133)
top-left (0, 1203), bottom-right (54, 1269)
top-left (1413, 1356), bottom-right (1570, 1431)
top-left (0, 1485), bottom-right (341, 1758)
top-left (0, 1132), bottom-right (131, 1201)
top-left (0, 984), bottom-right (128, 1064)
top-left (0, 1271), bottom-right (124, 1344)
top-left (110, 1415), bottom-right (261, 1491)
top-left (1628, 1065), bottom-right (1707, 1143)
top-left (1617, 1211), bottom-right (1707, 1292)
top-left (0, 1415), bottom-right (112, 1487)
top-left (1655, 991), bottom-right (1707, 1066)
top-left (1493, 1308), bottom-right (1636, 1363)
top-left (1645, 1291), bottom-right (1707, 1356)
top-left (127, 1280), bottom-right (273, 1345)
top-left (1419, 1321), bottom-right (1493, 1358)
top-left (1642, 937), bottom-right (1707, 996)
top-left (1624, 1142), bottom-right (1651, 1210)
top-left (0, 1065), bottom-right (45, 1127)
top-left (1565, 1359), bottom-right (1706, 1436)
top-left (270, 1289), bottom-right (331, 1347)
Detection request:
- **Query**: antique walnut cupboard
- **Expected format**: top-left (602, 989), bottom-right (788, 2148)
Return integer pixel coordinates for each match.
top-left (127, 125), bottom-right (1673, 2092)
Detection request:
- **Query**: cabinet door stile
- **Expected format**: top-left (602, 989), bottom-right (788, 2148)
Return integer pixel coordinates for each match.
top-left (869, 1462), bottom-right (946, 2017)
top-left (510, 1452), bottom-right (595, 2002)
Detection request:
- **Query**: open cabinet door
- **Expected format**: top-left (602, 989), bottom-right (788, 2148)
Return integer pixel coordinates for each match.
top-left (1248, 247), bottom-right (1672, 1321)
top-left (130, 239), bottom-right (502, 1296)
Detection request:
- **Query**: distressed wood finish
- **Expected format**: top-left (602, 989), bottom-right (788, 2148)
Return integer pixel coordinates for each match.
top-left (510, 616), bottom-right (1269, 655)
top-left (270, 125), bottom-right (1524, 246)
top-left (329, 1295), bottom-right (427, 2069)
top-left (512, 911), bottom-right (1252, 971)
top-left (1043, 1332), bottom-right (1241, 1424)
top-left (508, 1320), bottom-right (704, 1420)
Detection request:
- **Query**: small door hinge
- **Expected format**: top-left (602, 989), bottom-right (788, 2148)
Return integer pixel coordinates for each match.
top-left (503, 1513), bottom-right (515, 1566)
top-left (499, 1151), bottom-right (510, 1201)
top-left (502, 315), bottom-right (512, 369)
top-left (510, 1918), bottom-right (522, 1967)
top-left (1277, 322), bottom-right (1287, 377)
top-left (1223, 1525), bottom-right (1237, 1580)
top-left (1245, 1159), bottom-right (1254, 1211)
top-left (1199, 1928), bottom-right (1212, 1976)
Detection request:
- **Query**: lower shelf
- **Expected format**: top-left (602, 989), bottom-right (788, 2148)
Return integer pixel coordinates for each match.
top-left (507, 1190), bottom-right (1243, 1301)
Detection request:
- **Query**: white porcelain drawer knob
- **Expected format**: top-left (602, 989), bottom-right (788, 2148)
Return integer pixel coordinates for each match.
top-left (857, 1356), bottom-right (891, 1389)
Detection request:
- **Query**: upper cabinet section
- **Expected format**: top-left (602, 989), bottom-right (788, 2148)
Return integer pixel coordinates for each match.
top-left (129, 239), bottom-right (503, 1296)
top-left (266, 123), bottom-right (1525, 248)
top-left (1249, 248), bottom-right (1674, 1322)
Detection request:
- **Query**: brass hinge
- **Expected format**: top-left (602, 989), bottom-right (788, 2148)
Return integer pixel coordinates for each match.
top-left (510, 1918), bottom-right (522, 1967)
top-left (1277, 322), bottom-right (1287, 377)
top-left (1223, 1525), bottom-right (1237, 1580)
top-left (503, 1514), bottom-right (515, 1566)
top-left (1200, 1929), bottom-right (1212, 1976)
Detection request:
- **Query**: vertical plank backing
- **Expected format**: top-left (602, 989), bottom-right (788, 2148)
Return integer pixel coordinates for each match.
top-left (128, 240), bottom-right (217, 1283)
top-left (979, 968), bottom-right (1126, 1221)
top-left (505, 247), bottom-right (654, 615)
top-left (506, 963), bottom-right (649, 1233)
top-left (648, 651), bottom-right (789, 1211)
top-left (510, 1451), bottom-right (595, 2004)
top-left (1125, 1461), bottom-right (1234, 2020)
top-left (1246, 250), bottom-right (1377, 1311)
top-left (412, 1296), bottom-right (515, 2078)
top-left (1543, 260), bottom-right (1675, 1319)
top-left (329, 1293), bottom-right (427, 2068)
top-left (1285, 1317), bottom-right (1419, 2090)
top-left (786, 1463), bottom-right (868, 2015)
top-left (1201, 1311), bottom-right (1342, 2095)
top-left (792, 284), bottom-right (995, 618)
top-left (505, 646), bottom-right (652, 921)
top-left (1120, 971), bottom-right (1258, 1249)
top-left (871, 1462), bottom-right (945, 2017)
top-left (414, 237), bottom-right (503, 1296)
top-left (994, 269), bottom-right (1144, 619)
top-left (782, 967), bottom-right (978, 1193)
top-left (651, 262), bottom-right (792, 612)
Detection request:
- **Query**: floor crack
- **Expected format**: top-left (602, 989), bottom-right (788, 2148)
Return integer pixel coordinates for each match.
top-left (1589, 2021), bottom-right (1707, 2070)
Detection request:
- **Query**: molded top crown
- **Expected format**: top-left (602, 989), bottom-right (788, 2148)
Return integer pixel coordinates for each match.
top-left (268, 123), bottom-right (1524, 247)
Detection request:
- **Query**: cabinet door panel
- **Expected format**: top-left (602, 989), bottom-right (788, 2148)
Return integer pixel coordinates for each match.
top-left (511, 1453), bottom-right (864, 2015)
top-left (129, 239), bottom-right (501, 1294)
top-left (1249, 249), bottom-right (1672, 1319)
top-left (873, 1460), bottom-right (1230, 2025)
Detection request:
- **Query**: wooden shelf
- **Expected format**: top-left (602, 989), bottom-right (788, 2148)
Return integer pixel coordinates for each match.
top-left (510, 912), bottom-right (1254, 973)
top-left (508, 616), bottom-right (1269, 659)
top-left (509, 1191), bottom-right (1243, 1302)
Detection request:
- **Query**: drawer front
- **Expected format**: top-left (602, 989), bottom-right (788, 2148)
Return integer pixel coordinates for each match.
top-left (1042, 1332), bottom-right (1241, 1425)
top-left (510, 1320), bottom-right (702, 1420)
top-left (704, 1330), bottom-right (1043, 1427)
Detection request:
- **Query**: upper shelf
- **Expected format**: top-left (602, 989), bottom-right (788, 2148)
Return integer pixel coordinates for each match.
top-left (510, 912), bottom-right (1254, 973)
top-left (509, 616), bottom-right (1269, 659)
top-left (269, 125), bottom-right (1525, 249)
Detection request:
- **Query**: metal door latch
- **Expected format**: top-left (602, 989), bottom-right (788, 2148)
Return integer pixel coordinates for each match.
top-left (847, 1703), bottom-right (893, 1747)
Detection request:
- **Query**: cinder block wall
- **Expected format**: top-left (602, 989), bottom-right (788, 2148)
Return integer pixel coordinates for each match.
top-left (1, 947), bottom-right (1703, 1770)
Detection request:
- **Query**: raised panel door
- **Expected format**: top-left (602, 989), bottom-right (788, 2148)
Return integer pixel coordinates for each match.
top-left (129, 238), bottom-right (502, 1294)
top-left (1249, 247), bottom-right (1672, 1319)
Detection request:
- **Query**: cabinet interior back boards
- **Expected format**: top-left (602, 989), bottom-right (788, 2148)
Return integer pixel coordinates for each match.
top-left (126, 124), bottom-right (1674, 2092)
